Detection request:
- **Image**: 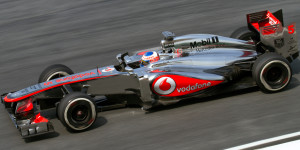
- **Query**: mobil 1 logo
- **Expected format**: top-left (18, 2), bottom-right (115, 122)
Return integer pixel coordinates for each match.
top-left (190, 36), bottom-right (219, 48)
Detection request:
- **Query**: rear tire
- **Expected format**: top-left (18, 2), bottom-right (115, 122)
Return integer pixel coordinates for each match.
top-left (252, 53), bottom-right (292, 93)
top-left (230, 26), bottom-right (255, 41)
top-left (57, 92), bottom-right (97, 131)
top-left (38, 64), bottom-right (74, 83)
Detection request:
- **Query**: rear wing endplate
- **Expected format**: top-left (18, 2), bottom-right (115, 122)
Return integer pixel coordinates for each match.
top-left (260, 23), bottom-right (298, 62)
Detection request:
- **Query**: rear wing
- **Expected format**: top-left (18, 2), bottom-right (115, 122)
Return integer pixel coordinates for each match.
top-left (247, 10), bottom-right (283, 34)
top-left (247, 9), bottom-right (299, 62)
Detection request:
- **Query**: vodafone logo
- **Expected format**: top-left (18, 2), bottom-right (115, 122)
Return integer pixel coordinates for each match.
top-left (152, 75), bottom-right (224, 97)
top-left (176, 82), bottom-right (211, 93)
top-left (153, 77), bottom-right (176, 95)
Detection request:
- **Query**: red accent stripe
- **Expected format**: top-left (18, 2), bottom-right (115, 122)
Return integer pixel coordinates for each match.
top-left (4, 75), bottom-right (115, 102)
top-left (150, 69), bottom-right (167, 73)
top-left (98, 69), bottom-right (102, 74)
top-left (240, 51), bottom-right (253, 57)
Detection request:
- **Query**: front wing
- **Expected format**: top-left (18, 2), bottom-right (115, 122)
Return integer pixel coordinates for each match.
top-left (1, 94), bottom-right (54, 138)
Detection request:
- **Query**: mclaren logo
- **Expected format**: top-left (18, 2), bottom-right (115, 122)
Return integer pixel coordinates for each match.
top-left (153, 77), bottom-right (176, 95)
top-left (102, 67), bottom-right (115, 72)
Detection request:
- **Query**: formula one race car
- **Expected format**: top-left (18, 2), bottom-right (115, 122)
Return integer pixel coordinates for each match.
top-left (1, 9), bottom-right (298, 138)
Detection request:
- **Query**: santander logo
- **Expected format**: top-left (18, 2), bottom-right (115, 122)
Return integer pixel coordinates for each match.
top-left (153, 77), bottom-right (176, 95)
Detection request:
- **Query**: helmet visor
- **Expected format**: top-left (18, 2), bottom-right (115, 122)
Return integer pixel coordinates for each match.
top-left (141, 59), bottom-right (150, 67)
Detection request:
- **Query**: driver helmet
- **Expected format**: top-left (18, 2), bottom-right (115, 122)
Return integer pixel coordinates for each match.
top-left (140, 51), bottom-right (160, 67)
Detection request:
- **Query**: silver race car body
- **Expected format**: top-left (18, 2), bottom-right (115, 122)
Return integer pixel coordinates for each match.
top-left (1, 9), bottom-right (298, 138)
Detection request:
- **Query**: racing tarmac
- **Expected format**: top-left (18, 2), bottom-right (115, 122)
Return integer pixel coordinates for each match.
top-left (0, 0), bottom-right (300, 149)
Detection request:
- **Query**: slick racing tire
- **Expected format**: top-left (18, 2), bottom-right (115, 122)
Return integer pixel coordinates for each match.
top-left (252, 53), bottom-right (292, 93)
top-left (38, 64), bottom-right (74, 83)
top-left (57, 92), bottom-right (97, 131)
top-left (230, 26), bottom-right (255, 41)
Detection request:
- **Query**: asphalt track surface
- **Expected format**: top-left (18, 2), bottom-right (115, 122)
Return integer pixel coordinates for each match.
top-left (0, 0), bottom-right (300, 149)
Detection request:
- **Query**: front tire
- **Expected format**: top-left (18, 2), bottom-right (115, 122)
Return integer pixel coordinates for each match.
top-left (252, 53), bottom-right (292, 93)
top-left (38, 64), bottom-right (74, 83)
top-left (57, 92), bottom-right (97, 131)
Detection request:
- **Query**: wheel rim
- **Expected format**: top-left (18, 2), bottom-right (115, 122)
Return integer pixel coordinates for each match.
top-left (46, 71), bottom-right (70, 81)
top-left (260, 60), bottom-right (291, 91)
top-left (71, 105), bottom-right (89, 121)
top-left (265, 67), bottom-right (284, 83)
top-left (64, 98), bottom-right (96, 130)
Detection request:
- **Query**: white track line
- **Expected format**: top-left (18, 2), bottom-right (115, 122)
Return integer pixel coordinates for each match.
top-left (259, 139), bottom-right (300, 150)
top-left (225, 131), bottom-right (300, 150)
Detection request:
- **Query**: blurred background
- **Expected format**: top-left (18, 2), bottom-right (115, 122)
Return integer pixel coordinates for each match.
top-left (0, 0), bottom-right (300, 149)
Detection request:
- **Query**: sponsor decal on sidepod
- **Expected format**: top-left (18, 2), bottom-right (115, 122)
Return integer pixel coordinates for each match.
top-left (152, 75), bottom-right (223, 97)
top-left (176, 82), bottom-right (211, 93)
top-left (153, 77), bottom-right (176, 95)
